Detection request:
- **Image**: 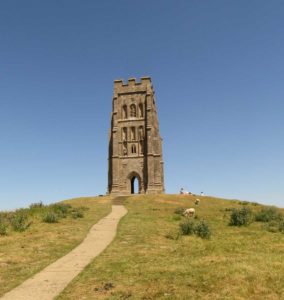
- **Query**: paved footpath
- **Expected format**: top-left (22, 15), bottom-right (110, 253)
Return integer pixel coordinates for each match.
top-left (1, 205), bottom-right (127, 300)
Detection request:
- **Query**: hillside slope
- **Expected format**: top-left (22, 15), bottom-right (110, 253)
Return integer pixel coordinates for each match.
top-left (57, 194), bottom-right (284, 300)
top-left (0, 197), bottom-right (112, 297)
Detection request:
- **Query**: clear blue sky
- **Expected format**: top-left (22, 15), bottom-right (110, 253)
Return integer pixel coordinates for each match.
top-left (1, 0), bottom-right (283, 210)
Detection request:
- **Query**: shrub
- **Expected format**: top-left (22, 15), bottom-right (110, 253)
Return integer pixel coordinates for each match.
top-left (0, 223), bottom-right (8, 236)
top-left (172, 215), bottom-right (182, 221)
top-left (278, 220), bottom-right (284, 233)
top-left (194, 220), bottom-right (211, 239)
top-left (165, 230), bottom-right (180, 240)
top-left (29, 201), bottom-right (44, 209)
top-left (264, 220), bottom-right (280, 233)
top-left (50, 203), bottom-right (71, 217)
top-left (238, 201), bottom-right (250, 205)
top-left (174, 207), bottom-right (185, 215)
top-left (71, 210), bottom-right (84, 219)
top-left (78, 206), bottom-right (89, 211)
top-left (255, 207), bottom-right (283, 223)
top-left (10, 211), bottom-right (31, 232)
top-left (224, 208), bottom-right (234, 212)
top-left (229, 207), bottom-right (253, 226)
top-left (43, 212), bottom-right (59, 223)
top-left (179, 220), bottom-right (195, 235)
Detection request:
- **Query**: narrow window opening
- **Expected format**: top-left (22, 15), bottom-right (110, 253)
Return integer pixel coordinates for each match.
top-left (131, 144), bottom-right (136, 154)
top-left (122, 105), bottom-right (127, 119)
top-left (130, 104), bottom-right (136, 117)
top-left (139, 103), bottom-right (144, 117)
top-left (122, 127), bottom-right (127, 141)
top-left (131, 127), bottom-right (136, 140)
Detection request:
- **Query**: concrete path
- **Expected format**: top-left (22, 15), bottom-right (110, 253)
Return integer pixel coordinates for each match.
top-left (1, 205), bottom-right (127, 300)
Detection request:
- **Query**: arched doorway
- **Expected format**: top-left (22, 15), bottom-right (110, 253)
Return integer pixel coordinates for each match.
top-left (131, 177), bottom-right (139, 194)
top-left (128, 172), bottom-right (141, 194)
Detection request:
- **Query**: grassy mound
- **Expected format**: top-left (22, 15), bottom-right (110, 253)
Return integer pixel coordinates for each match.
top-left (57, 194), bottom-right (284, 300)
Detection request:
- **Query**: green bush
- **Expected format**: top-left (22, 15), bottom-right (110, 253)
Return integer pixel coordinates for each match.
top-left (224, 208), bottom-right (234, 212)
top-left (43, 212), bottom-right (59, 223)
top-left (10, 211), bottom-right (31, 232)
top-left (71, 210), bottom-right (84, 219)
top-left (239, 201), bottom-right (250, 205)
top-left (175, 207), bottom-right (185, 215)
top-left (194, 220), bottom-right (211, 239)
top-left (255, 207), bottom-right (283, 222)
top-left (229, 207), bottom-right (254, 226)
top-left (264, 220), bottom-right (280, 233)
top-left (172, 214), bottom-right (182, 221)
top-left (165, 230), bottom-right (180, 240)
top-left (179, 220), bottom-right (195, 235)
top-left (0, 223), bottom-right (8, 236)
top-left (278, 220), bottom-right (284, 233)
top-left (50, 203), bottom-right (71, 218)
top-left (29, 201), bottom-right (44, 209)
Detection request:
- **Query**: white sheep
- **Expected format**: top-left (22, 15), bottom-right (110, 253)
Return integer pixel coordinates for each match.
top-left (183, 208), bottom-right (195, 218)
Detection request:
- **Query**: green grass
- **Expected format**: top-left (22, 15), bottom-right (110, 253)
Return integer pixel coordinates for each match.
top-left (0, 196), bottom-right (112, 297)
top-left (57, 194), bottom-right (284, 300)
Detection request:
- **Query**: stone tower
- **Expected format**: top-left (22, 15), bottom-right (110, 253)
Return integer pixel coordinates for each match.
top-left (108, 76), bottom-right (165, 195)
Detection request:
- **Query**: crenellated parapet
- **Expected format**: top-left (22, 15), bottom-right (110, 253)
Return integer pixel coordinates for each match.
top-left (113, 77), bottom-right (154, 96)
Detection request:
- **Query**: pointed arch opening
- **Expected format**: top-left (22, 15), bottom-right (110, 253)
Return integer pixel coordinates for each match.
top-left (131, 177), bottom-right (139, 194)
top-left (130, 104), bottom-right (136, 117)
top-left (128, 172), bottom-right (142, 194)
top-left (122, 105), bottom-right (127, 119)
top-left (139, 103), bottom-right (144, 118)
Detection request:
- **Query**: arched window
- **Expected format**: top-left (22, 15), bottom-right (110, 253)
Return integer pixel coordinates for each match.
top-left (130, 104), bottom-right (136, 117)
top-left (131, 127), bottom-right (136, 140)
top-left (139, 141), bottom-right (144, 155)
top-left (138, 103), bottom-right (144, 118)
top-left (122, 127), bottom-right (127, 141)
top-left (122, 105), bottom-right (127, 119)
top-left (131, 144), bottom-right (136, 154)
top-left (123, 142), bottom-right (127, 156)
top-left (138, 126), bottom-right (144, 140)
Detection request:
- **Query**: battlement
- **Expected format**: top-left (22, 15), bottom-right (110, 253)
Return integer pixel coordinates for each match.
top-left (114, 76), bottom-right (152, 88)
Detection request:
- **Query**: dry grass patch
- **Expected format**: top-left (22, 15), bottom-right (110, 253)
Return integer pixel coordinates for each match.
top-left (0, 196), bottom-right (111, 296)
top-left (58, 194), bottom-right (284, 300)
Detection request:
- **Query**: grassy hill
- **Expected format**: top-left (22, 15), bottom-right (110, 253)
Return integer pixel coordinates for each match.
top-left (57, 194), bottom-right (284, 300)
top-left (1, 194), bottom-right (284, 299)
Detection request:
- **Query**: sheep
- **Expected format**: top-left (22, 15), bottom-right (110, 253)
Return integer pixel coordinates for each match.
top-left (195, 198), bottom-right (200, 205)
top-left (183, 208), bottom-right (195, 218)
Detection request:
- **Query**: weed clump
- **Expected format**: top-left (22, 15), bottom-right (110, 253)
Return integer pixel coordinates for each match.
top-left (263, 220), bottom-right (279, 233)
top-left (50, 203), bottom-right (72, 218)
top-left (71, 209), bottom-right (84, 219)
top-left (179, 220), bottom-right (212, 239)
top-left (194, 220), bottom-right (211, 239)
top-left (174, 207), bottom-right (185, 215)
top-left (255, 207), bottom-right (283, 222)
top-left (278, 220), bottom-right (284, 233)
top-left (172, 214), bottom-right (182, 221)
top-left (179, 220), bottom-right (195, 235)
top-left (229, 207), bottom-right (253, 226)
top-left (42, 212), bottom-right (59, 223)
top-left (29, 202), bottom-right (44, 209)
top-left (10, 211), bottom-right (32, 232)
top-left (0, 222), bottom-right (8, 236)
top-left (165, 230), bottom-right (180, 240)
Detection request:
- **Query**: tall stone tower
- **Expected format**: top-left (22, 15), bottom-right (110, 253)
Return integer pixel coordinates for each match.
top-left (108, 76), bottom-right (165, 195)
